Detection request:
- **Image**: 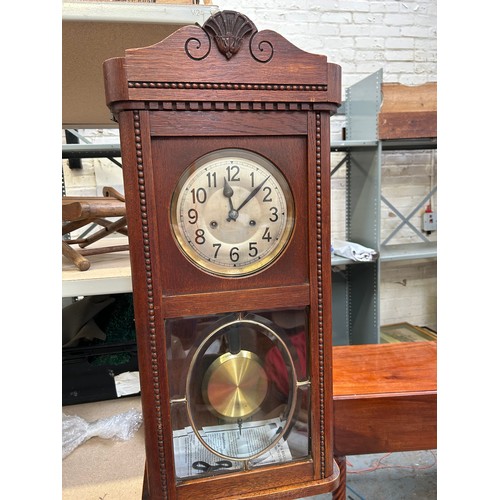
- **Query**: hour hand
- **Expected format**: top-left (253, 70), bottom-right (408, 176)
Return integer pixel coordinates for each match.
top-left (223, 178), bottom-right (238, 222)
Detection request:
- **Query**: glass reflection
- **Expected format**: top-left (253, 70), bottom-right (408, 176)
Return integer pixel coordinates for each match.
top-left (166, 308), bottom-right (311, 480)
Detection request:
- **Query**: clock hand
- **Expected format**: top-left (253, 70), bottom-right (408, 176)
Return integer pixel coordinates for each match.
top-left (223, 178), bottom-right (239, 221)
top-left (235, 175), bottom-right (270, 212)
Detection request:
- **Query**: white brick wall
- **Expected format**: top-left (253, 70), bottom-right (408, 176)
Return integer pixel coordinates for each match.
top-left (381, 260), bottom-right (437, 329)
top-left (215, 0), bottom-right (437, 89)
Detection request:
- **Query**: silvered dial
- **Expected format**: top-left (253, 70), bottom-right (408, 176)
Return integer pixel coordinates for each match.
top-left (171, 149), bottom-right (294, 276)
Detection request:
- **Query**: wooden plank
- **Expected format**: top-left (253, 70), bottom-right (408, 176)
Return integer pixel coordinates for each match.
top-left (62, 197), bottom-right (126, 221)
top-left (332, 342), bottom-right (437, 456)
top-left (378, 82), bottom-right (437, 140)
top-left (332, 342), bottom-right (436, 396)
top-left (381, 83), bottom-right (437, 113)
top-left (162, 284), bottom-right (310, 318)
top-left (333, 393), bottom-right (437, 455)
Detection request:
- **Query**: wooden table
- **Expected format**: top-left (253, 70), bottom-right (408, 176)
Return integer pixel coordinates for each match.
top-left (331, 341), bottom-right (437, 499)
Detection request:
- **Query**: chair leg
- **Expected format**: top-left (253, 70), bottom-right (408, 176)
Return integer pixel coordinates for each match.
top-left (62, 240), bottom-right (90, 271)
top-left (78, 217), bottom-right (128, 248)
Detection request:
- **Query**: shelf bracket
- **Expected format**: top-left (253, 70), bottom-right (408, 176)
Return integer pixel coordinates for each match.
top-left (381, 186), bottom-right (437, 245)
top-left (330, 154), bottom-right (348, 176)
top-left (64, 129), bottom-right (123, 169)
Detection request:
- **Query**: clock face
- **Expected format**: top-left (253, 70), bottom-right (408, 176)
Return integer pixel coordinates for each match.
top-left (171, 149), bottom-right (295, 276)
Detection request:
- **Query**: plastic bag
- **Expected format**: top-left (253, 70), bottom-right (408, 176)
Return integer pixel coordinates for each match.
top-left (62, 408), bottom-right (143, 459)
top-left (332, 239), bottom-right (378, 262)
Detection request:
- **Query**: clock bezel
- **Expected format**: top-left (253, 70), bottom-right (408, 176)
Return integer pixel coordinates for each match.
top-left (170, 148), bottom-right (295, 277)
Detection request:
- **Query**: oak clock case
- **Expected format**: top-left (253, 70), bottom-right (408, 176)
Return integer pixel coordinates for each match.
top-left (103, 9), bottom-right (341, 500)
top-left (157, 136), bottom-right (308, 297)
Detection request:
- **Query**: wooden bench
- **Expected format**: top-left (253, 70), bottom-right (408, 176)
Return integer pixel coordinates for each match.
top-left (331, 341), bottom-right (437, 499)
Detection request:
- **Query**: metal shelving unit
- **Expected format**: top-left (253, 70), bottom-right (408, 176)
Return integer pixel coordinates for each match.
top-left (330, 69), bottom-right (437, 345)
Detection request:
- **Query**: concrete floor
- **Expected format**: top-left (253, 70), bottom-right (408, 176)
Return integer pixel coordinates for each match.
top-left (302, 450), bottom-right (437, 500)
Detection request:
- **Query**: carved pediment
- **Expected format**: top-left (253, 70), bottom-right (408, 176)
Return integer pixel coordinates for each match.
top-left (103, 10), bottom-right (342, 108)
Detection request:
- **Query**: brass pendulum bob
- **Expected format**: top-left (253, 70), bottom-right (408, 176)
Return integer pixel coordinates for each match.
top-left (202, 333), bottom-right (269, 423)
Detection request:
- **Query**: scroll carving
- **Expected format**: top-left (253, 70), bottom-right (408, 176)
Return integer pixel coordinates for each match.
top-left (182, 11), bottom-right (276, 63)
top-left (185, 33), bottom-right (211, 61)
top-left (249, 31), bottom-right (274, 63)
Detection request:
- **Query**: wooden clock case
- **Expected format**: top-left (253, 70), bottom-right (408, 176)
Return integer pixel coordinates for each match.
top-left (104, 10), bottom-right (341, 500)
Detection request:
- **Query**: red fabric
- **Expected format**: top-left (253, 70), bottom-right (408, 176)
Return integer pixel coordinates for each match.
top-left (265, 331), bottom-right (306, 395)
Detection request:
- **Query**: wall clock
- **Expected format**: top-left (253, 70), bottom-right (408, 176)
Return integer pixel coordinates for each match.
top-left (104, 10), bottom-right (341, 500)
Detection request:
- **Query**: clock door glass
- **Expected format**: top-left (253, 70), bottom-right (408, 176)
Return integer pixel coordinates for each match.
top-left (171, 149), bottom-right (294, 276)
top-left (165, 309), bottom-right (311, 481)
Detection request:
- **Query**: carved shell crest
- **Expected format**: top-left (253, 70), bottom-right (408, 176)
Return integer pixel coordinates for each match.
top-left (203, 11), bottom-right (257, 59)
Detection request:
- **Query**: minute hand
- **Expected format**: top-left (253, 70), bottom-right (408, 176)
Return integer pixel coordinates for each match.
top-left (235, 176), bottom-right (270, 212)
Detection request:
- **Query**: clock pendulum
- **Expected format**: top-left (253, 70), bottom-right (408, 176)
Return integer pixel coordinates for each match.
top-left (184, 312), bottom-right (300, 462)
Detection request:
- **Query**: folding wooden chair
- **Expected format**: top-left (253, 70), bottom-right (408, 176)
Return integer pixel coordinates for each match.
top-left (62, 187), bottom-right (128, 271)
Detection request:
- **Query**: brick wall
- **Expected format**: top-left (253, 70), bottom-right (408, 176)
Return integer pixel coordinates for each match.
top-left (215, 0), bottom-right (436, 89)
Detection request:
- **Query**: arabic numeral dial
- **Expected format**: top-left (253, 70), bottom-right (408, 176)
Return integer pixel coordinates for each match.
top-left (171, 149), bottom-right (295, 276)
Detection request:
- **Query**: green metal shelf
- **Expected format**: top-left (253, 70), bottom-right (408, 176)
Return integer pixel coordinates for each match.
top-left (331, 140), bottom-right (379, 150)
top-left (331, 138), bottom-right (437, 153)
top-left (380, 242), bottom-right (437, 262)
